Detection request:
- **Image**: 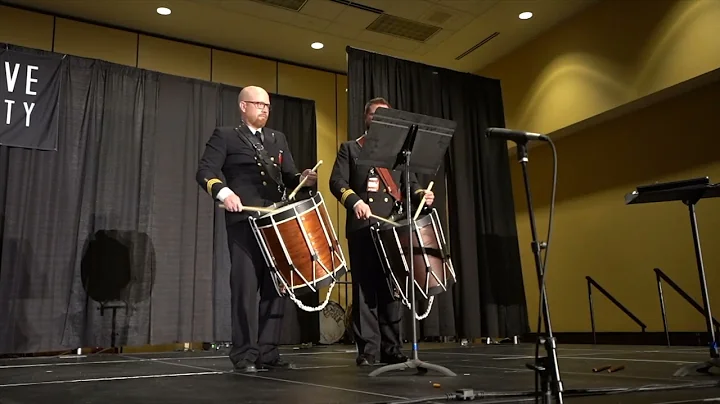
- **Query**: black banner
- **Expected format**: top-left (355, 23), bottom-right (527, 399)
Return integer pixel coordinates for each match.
top-left (1, 49), bottom-right (63, 150)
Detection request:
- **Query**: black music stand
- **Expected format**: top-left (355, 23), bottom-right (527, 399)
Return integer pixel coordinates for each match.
top-left (357, 107), bottom-right (456, 377)
top-left (626, 177), bottom-right (720, 376)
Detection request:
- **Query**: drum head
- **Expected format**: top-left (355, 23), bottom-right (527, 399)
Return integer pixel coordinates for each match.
top-left (375, 211), bottom-right (434, 232)
top-left (319, 301), bottom-right (346, 345)
top-left (254, 192), bottom-right (323, 227)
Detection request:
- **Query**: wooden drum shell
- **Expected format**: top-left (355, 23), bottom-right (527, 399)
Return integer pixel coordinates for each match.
top-left (252, 193), bottom-right (346, 295)
top-left (373, 210), bottom-right (456, 299)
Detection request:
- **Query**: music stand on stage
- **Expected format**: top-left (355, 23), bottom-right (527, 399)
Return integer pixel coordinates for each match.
top-left (626, 177), bottom-right (720, 376)
top-left (357, 107), bottom-right (456, 377)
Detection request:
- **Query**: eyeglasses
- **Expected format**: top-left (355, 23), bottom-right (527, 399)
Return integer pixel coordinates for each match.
top-left (244, 101), bottom-right (271, 111)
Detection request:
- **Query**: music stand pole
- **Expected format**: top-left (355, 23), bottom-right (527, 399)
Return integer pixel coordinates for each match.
top-left (369, 124), bottom-right (456, 378)
top-left (357, 108), bottom-right (456, 378)
top-left (516, 141), bottom-right (564, 404)
top-left (405, 125), bottom-right (420, 363)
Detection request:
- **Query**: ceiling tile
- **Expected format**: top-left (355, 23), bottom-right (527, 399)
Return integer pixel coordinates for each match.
top-left (332, 6), bottom-right (380, 27)
top-left (420, 28), bottom-right (456, 47)
top-left (300, 0), bottom-right (346, 20)
top-left (434, 0), bottom-right (501, 16)
top-left (417, 4), bottom-right (476, 31)
top-left (376, 0), bottom-right (435, 20)
top-left (384, 36), bottom-right (422, 53)
top-left (1, 0), bottom-right (598, 74)
top-left (324, 21), bottom-right (365, 39)
top-left (355, 29), bottom-right (395, 45)
top-left (216, 0), bottom-right (331, 31)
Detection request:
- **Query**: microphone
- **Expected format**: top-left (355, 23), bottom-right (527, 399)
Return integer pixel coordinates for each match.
top-left (485, 127), bottom-right (549, 143)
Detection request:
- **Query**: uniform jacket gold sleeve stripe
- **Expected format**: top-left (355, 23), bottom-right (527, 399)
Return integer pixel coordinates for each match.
top-left (340, 189), bottom-right (355, 205)
top-left (206, 178), bottom-right (222, 194)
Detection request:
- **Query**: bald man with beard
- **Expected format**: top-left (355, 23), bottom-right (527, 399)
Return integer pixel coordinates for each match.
top-left (196, 86), bottom-right (317, 373)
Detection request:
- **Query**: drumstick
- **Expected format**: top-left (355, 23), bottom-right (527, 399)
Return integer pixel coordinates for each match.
top-left (288, 160), bottom-right (323, 200)
top-left (216, 204), bottom-right (276, 213)
top-left (413, 181), bottom-right (435, 220)
top-left (370, 214), bottom-right (400, 227)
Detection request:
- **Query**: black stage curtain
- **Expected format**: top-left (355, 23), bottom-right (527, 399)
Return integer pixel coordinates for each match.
top-left (0, 43), bottom-right (318, 354)
top-left (346, 47), bottom-right (529, 340)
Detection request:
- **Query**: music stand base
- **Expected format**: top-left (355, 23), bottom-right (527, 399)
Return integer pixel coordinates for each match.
top-left (674, 357), bottom-right (720, 377)
top-left (369, 358), bottom-right (457, 377)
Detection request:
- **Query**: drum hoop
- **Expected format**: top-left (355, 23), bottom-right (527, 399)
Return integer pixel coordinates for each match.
top-left (254, 192), bottom-right (323, 227)
top-left (377, 212), bottom-right (434, 233)
top-left (284, 272), bottom-right (338, 290)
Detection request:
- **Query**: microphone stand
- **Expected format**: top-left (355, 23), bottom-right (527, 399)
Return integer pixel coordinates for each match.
top-left (381, 129), bottom-right (720, 404)
top-left (387, 130), bottom-right (720, 404)
top-left (516, 141), bottom-right (564, 404)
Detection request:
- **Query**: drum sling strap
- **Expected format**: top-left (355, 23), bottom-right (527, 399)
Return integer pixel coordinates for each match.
top-left (356, 136), bottom-right (402, 201)
top-left (234, 126), bottom-right (287, 201)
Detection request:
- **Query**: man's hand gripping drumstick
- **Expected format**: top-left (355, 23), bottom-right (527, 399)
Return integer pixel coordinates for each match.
top-left (217, 203), bottom-right (276, 214)
top-left (218, 161), bottom-right (322, 211)
top-left (370, 214), bottom-right (401, 227)
top-left (288, 160), bottom-right (322, 200)
top-left (413, 181), bottom-right (435, 220)
top-left (358, 181), bottom-right (435, 227)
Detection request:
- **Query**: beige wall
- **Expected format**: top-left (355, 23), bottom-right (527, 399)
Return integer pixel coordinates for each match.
top-left (510, 80), bottom-right (720, 333)
top-left (0, 5), bottom-right (352, 313)
top-left (480, 0), bottom-right (720, 136)
top-left (477, 0), bottom-right (720, 334)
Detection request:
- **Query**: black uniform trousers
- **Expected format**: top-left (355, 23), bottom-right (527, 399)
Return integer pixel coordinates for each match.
top-left (226, 220), bottom-right (284, 367)
top-left (348, 227), bottom-right (403, 360)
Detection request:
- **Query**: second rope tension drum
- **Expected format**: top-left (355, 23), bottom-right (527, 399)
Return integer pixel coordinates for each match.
top-left (370, 208), bottom-right (456, 318)
top-left (249, 192), bottom-right (347, 312)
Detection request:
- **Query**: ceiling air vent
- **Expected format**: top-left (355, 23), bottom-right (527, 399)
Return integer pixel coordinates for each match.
top-left (455, 32), bottom-right (500, 60)
top-left (366, 14), bottom-right (441, 42)
top-left (248, 0), bottom-right (308, 12)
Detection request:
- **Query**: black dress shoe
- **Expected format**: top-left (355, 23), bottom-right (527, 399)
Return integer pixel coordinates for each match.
top-left (381, 353), bottom-right (408, 364)
top-left (356, 354), bottom-right (375, 366)
top-left (260, 357), bottom-right (296, 370)
top-left (233, 363), bottom-right (258, 373)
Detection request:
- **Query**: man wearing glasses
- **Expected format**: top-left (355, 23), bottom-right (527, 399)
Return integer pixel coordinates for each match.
top-left (196, 85), bottom-right (317, 373)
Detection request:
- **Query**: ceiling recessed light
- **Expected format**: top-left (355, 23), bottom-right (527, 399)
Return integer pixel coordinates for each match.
top-left (311, 42), bottom-right (324, 50)
top-left (157, 7), bottom-right (171, 16)
top-left (519, 11), bottom-right (533, 20)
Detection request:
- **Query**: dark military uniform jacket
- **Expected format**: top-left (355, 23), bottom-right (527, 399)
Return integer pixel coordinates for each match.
top-left (329, 134), bottom-right (427, 238)
top-left (196, 123), bottom-right (303, 225)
